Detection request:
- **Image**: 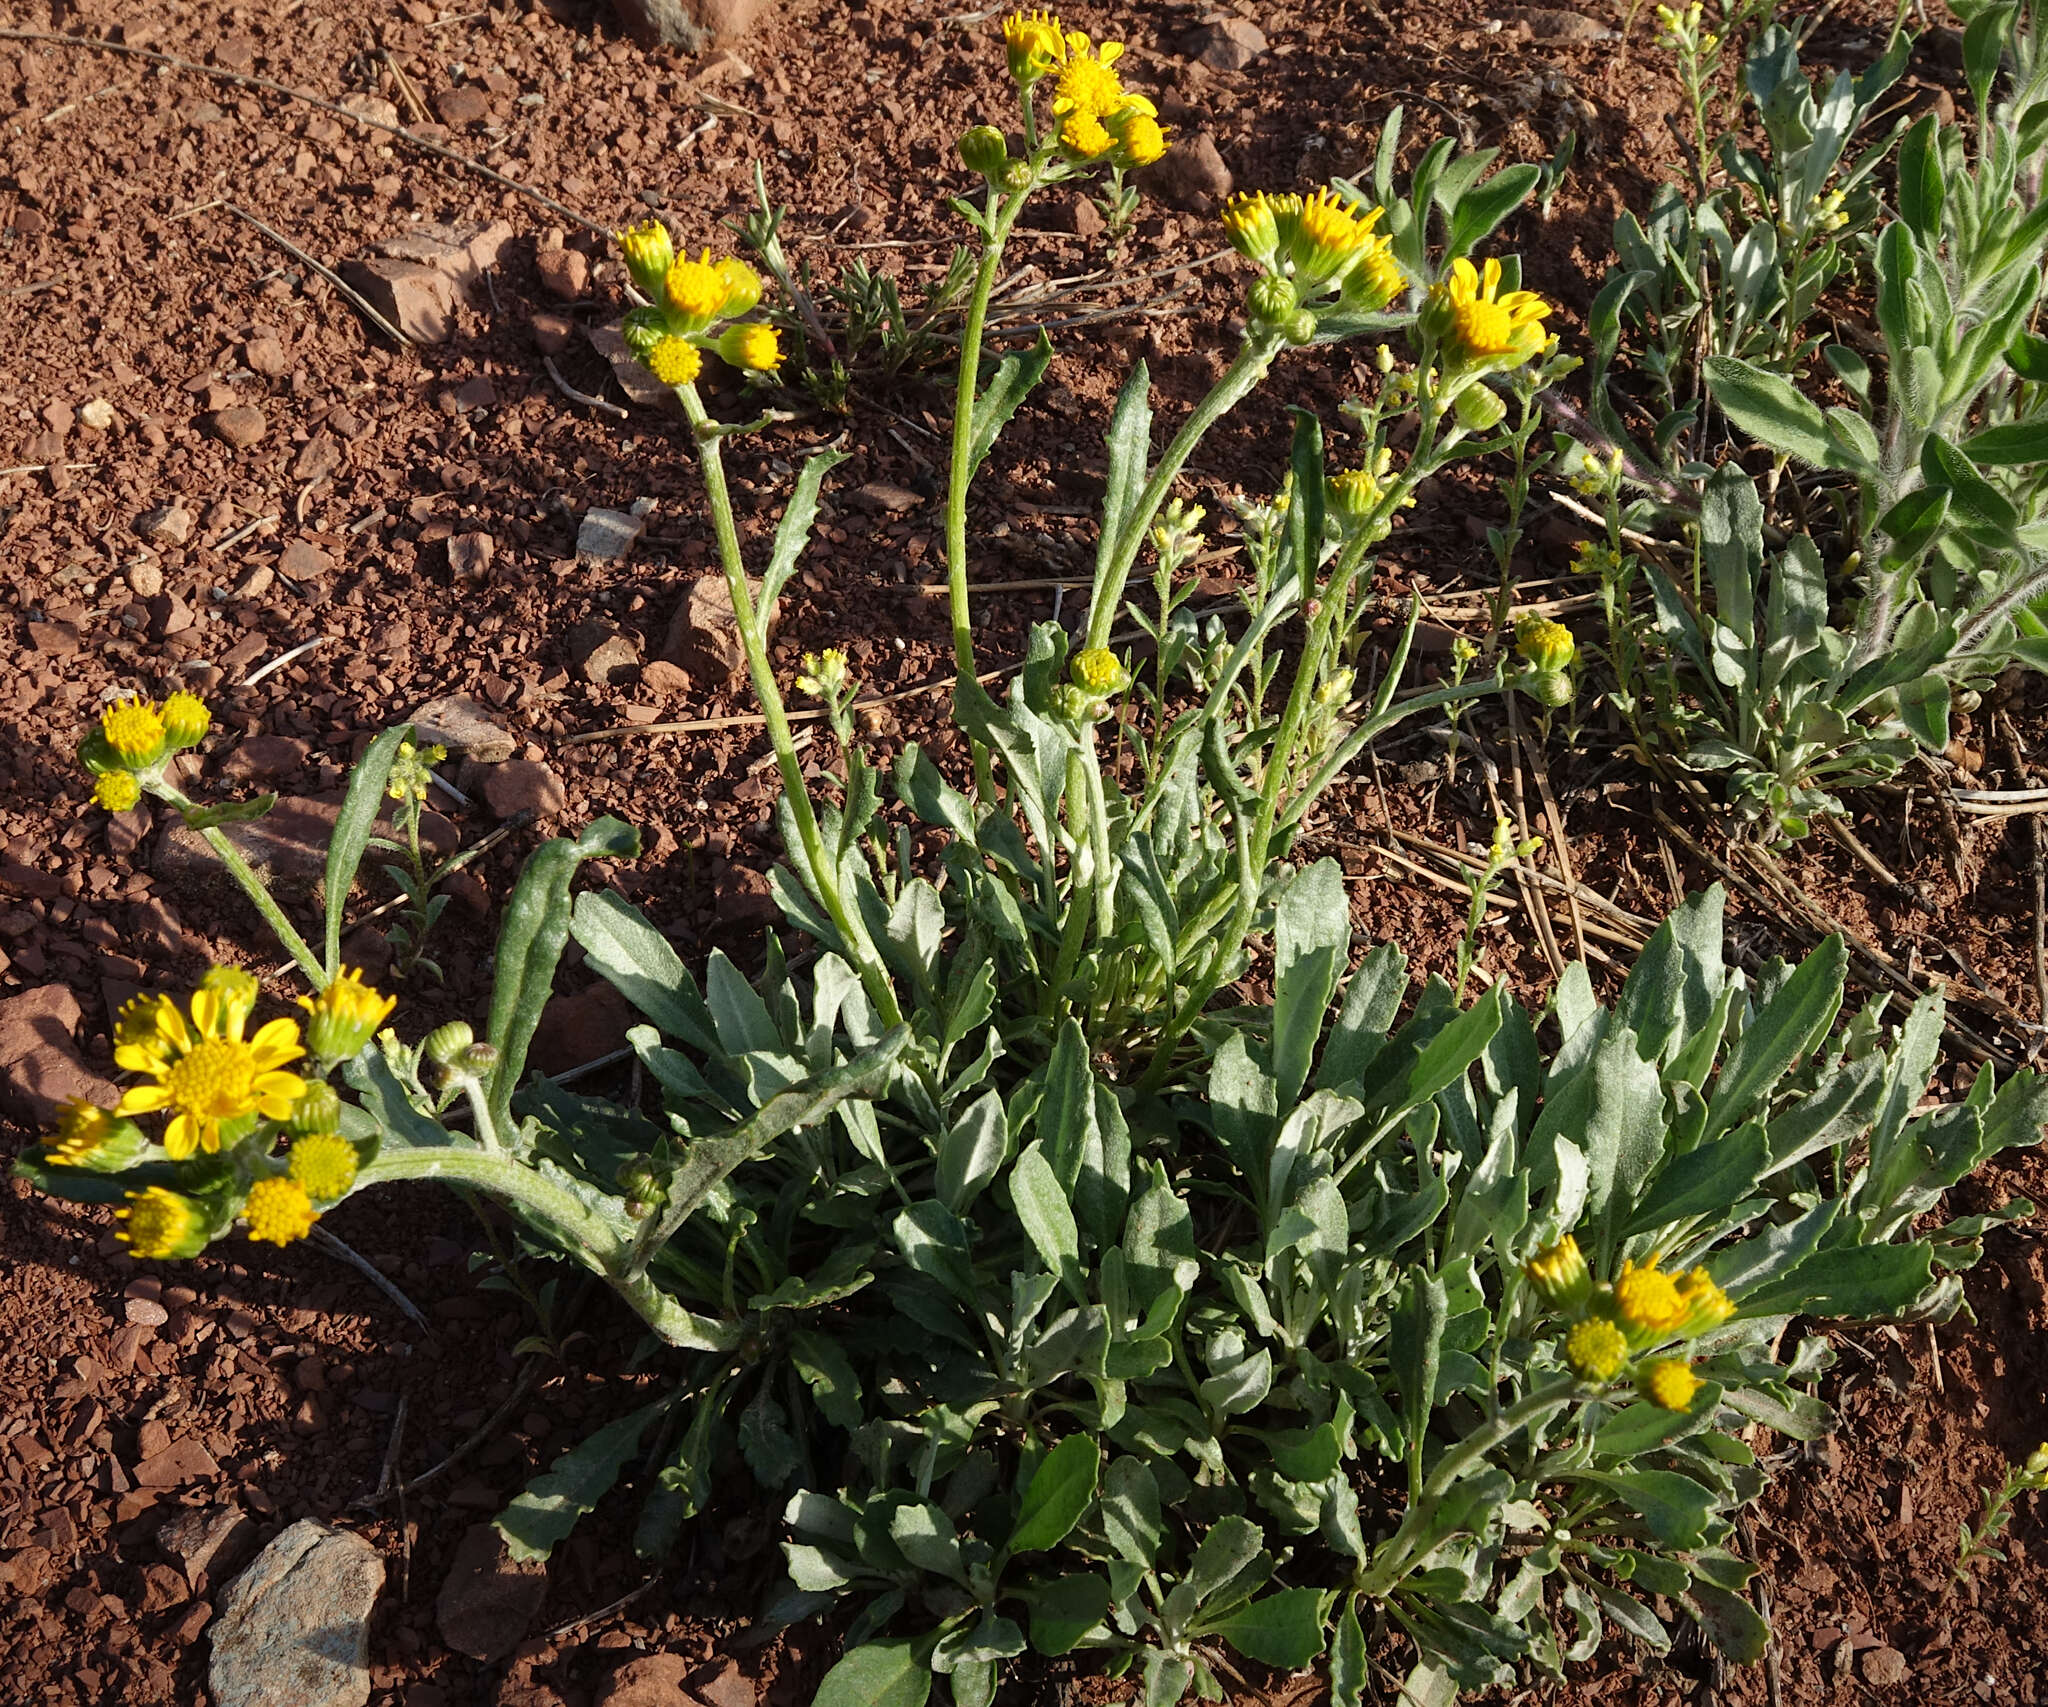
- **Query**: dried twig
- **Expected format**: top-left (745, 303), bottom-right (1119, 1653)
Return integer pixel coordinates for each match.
top-left (243, 636), bottom-right (324, 687)
top-left (542, 1575), bottom-right (664, 1641)
top-left (309, 1226), bottom-right (431, 1331)
top-left (220, 202), bottom-right (413, 346)
top-left (215, 512), bottom-right (281, 551)
top-left (544, 355), bottom-right (630, 419)
top-left (378, 41), bottom-right (431, 126)
top-left (353, 1357), bottom-right (545, 1505)
top-left (1520, 732), bottom-right (1587, 962)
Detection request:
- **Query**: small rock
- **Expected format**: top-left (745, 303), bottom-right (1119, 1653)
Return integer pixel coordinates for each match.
top-left (209, 1520), bottom-right (383, 1707)
top-left (244, 336), bottom-right (289, 377)
top-left (595, 1654), bottom-right (693, 1707)
top-left (639, 659), bottom-right (690, 700)
top-left (536, 246), bottom-right (591, 302)
top-left (589, 323), bottom-right (683, 413)
top-left (1139, 132), bottom-right (1233, 212)
top-left (157, 1505), bottom-right (258, 1588)
top-left (138, 1561), bottom-right (191, 1613)
top-left (436, 1524), bottom-right (549, 1663)
top-left (608, 0), bottom-right (765, 51)
top-left (410, 695), bottom-right (516, 763)
top-left (79, 397), bottom-right (118, 431)
top-left (219, 735), bottom-right (312, 784)
top-left (1047, 192), bottom-right (1105, 238)
top-left (133, 1437), bottom-right (221, 1488)
top-left (127, 560), bottom-right (166, 599)
top-left (125, 1295), bottom-right (170, 1327)
top-left (1513, 7), bottom-right (1613, 37)
top-left (0, 984), bottom-right (118, 1126)
top-left (136, 504), bottom-right (195, 545)
top-left (570, 623), bottom-right (642, 688)
top-left (447, 532), bottom-right (495, 583)
top-left (577, 502), bottom-right (653, 563)
top-left (235, 565), bottom-right (277, 600)
top-left (291, 433), bottom-right (342, 483)
top-left (1183, 15), bottom-right (1267, 68)
top-left (434, 85), bottom-right (490, 127)
top-left (42, 400), bottom-right (75, 436)
top-left (337, 92), bottom-right (402, 129)
top-left (279, 539), bottom-right (331, 580)
top-left (718, 864), bottom-right (781, 927)
top-left (661, 573), bottom-right (769, 691)
top-left (156, 797), bottom-right (346, 907)
top-left (850, 481), bottom-right (922, 515)
top-left (529, 311), bottom-right (576, 354)
top-left (687, 1657), bottom-right (758, 1707)
top-left (482, 761), bottom-right (566, 821)
top-left (1861, 1648), bottom-right (1909, 1687)
top-left (340, 221), bottom-right (513, 346)
top-left (210, 405), bottom-right (268, 449)
top-left (531, 982), bottom-right (638, 1077)
top-left (27, 620), bottom-right (79, 655)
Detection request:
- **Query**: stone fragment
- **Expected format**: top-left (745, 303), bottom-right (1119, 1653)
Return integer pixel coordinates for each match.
top-left (577, 500), bottom-right (654, 563)
top-left (850, 482), bottom-right (922, 514)
top-left (279, 539), bottom-right (331, 579)
top-left (219, 735), bottom-right (312, 784)
top-left (529, 311), bottom-right (576, 354)
top-left (337, 92), bottom-right (401, 129)
top-left (211, 406), bottom-right (268, 449)
top-left (136, 504), bottom-right (194, 545)
top-left (80, 397), bottom-right (118, 431)
top-left (133, 1437), bottom-right (221, 1488)
top-left (28, 620), bottom-right (78, 654)
top-left (1139, 132), bottom-right (1233, 212)
top-left (244, 336), bottom-right (289, 377)
top-left (639, 659), bottom-right (691, 700)
top-left (208, 1520), bottom-right (383, 1707)
top-left (1183, 15), bottom-right (1267, 68)
top-left (570, 622), bottom-right (642, 687)
top-left (1861, 1648), bottom-right (1909, 1686)
top-left (0, 984), bottom-right (118, 1126)
top-left (127, 560), bottom-right (166, 599)
top-left (156, 797), bottom-right (348, 907)
top-left (536, 246), bottom-right (591, 301)
top-left (608, 0), bottom-right (765, 51)
top-left (595, 1654), bottom-right (693, 1707)
top-left (661, 573), bottom-right (769, 691)
top-left (482, 761), bottom-right (567, 821)
top-left (447, 532), bottom-right (495, 583)
top-left (410, 695), bottom-right (516, 762)
top-left (291, 433), bottom-right (342, 483)
top-left (531, 982), bottom-right (638, 1077)
top-left (339, 221), bottom-right (514, 345)
top-left (435, 1523), bottom-right (549, 1663)
top-left (1047, 192), bottom-right (1105, 238)
top-left (1513, 7), bottom-right (1613, 37)
top-left (434, 85), bottom-right (490, 126)
top-left (687, 1657), bottom-right (757, 1707)
top-left (158, 1504), bottom-right (259, 1588)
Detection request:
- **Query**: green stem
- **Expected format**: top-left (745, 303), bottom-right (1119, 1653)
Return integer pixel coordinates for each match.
top-left (677, 382), bottom-right (905, 1030)
top-left (193, 818), bottom-right (325, 988)
top-left (1085, 331), bottom-right (1286, 652)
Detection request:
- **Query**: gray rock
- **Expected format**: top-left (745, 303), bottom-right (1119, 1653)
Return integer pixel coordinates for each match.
top-left (157, 1503), bottom-right (259, 1590)
top-left (136, 504), bottom-right (194, 546)
top-left (410, 694), bottom-right (516, 763)
top-left (609, 0), bottom-right (765, 52)
top-left (447, 531), bottom-right (495, 583)
top-left (1513, 7), bottom-right (1613, 38)
top-left (208, 1519), bottom-right (383, 1707)
top-left (1184, 15), bottom-right (1268, 68)
top-left (340, 221), bottom-right (514, 346)
top-left (577, 499), bottom-right (655, 564)
top-left (1138, 131), bottom-right (1234, 212)
top-left (661, 572), bottom-right (770, 691)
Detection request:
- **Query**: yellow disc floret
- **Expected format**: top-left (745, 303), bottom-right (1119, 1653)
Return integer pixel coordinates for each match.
top-left (715, 255), bottom-right (764, 318)
top-left (101, 696), bottom-right (166, 765)
top-left (1675, 1265), bottom-right (1735, 1336)
top-left (116, 986), bottom-right (306, 1159)
top-left (1289, 188), bottom-right (1383, 286)
top-left (716, 323), bottom-right (783, 373)
top-left (1117, 111), bottom-right (1168, 166)
top-left (1051, 32), bottom-right (1128, 118)
top-left (286, 1131), bottom-right (360, 1203)
top-left (243, 1176), bottom-right (318, 1246)
top-left (1432, 257), bottom-right (1552, 370)
top-left (1638, 1358), bottom-right (1702, 1412)
top-left (1516, 616), bottom-right (1577, 675)
top-left (118, 1186), bottom-right (209, 1258)
top-left (1061, 111), bottom-right (1115, 158)
top-left (1613, 1257), bottom-right (1690, 1341)
top-left (1071, 647), bottom-right (1130, 697)
top-left (299, 966), bottom-right (398, 1065)
top-left (647, 336), bottom-right (704, 387)
top-left (94, 771), bottom-right (142, 812)
top-left (663, 250), bottom-right (729, 327)
top-left (161, 691), bottom-right (212, 748)
top-left (1565, 1316), bottom-right (1630, 1382)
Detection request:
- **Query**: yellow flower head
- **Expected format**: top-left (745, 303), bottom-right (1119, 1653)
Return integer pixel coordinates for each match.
top-left (716, 322), bottom-right (784, 373)
top-left (101, 696), bottom-right (166, 766)
top-left (1523, 1233), bottom-right (1592, 1310)
top-left (1071, 647), bottom-right (1131, 697)
top-left (1328, 468), bottom-right (1387, 519)
top-left (43, 1099), bottom-right (145, 1171)
top-left (1638, 1358), bottom-right (1702, 1412)
top-left (664, 249), bottom-right (729, 329)
top-left (1286, 188), bottom-right (1385, 288)
top-left (116, 986), bottom-right (306, 1159)
top-left (1341, 237), bottom-right (1406, 315)
top-left (1565, 1316), bottom-right (1629, 1383)
top-left (1431, 257), bottom-right (1552, 371)
top-left (1613, 1257), bottom-right (1689, 1342)
top-left (114, 993), bottom-right (174, 1061)
top-left (117, 1186), bottom-right (209, 1258)
top-left (1114, 110), bottom-right (1168, 167)
top-left (1675, 1265), bottom-right (1735, 1336)
top-left (1221, 191), bottom-right (1288, 267)
top-left (162, 690), bottom-right (212, 748)
top-left (616, 218), bottom-right (675, 298)
top-left (1051, 31), bottom-right (1129, 118)
top-left (647, 335), bottom-right (704, 388)
top-left (197, 965), bottom-right (262, 1033)
top-left (1061, 110), bottom-right (1115, 159)
top-left (243, 1176), bottom-right (318, 1246)
top-left (715, 255), bottom-right (764, 319)
top-left (2027, 1443), bottom-right (2048, 1479)
top-left (1003, 9), bottom-right (1067, 84)
top-left (1516, 615), bottom-right (1576, 675)
top-left (796, 648), bottom-right (852, 701)
top-left (94, 771), bottom-right (142, 812)
top-left (287, 1131), bottom-right (360, 1203)
top-left (299, 967), bottom-right (397, 1065)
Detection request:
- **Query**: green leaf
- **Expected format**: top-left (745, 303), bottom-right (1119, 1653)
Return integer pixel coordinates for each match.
top-left (572, 889), bottom-right (722, 1057)
top-left (1330, 1594), bottom-right (1367, 1707)
top-left (1736, 1241), bottom-right (1935, 1319)
top-left (1011, 1142), bottom-right (1084, 1303)
top-left (1100, 1455), bottom-right (1165, 1566)
top-left (760, 447), bottom-right (851, 614)
top-left (1687, 1583), bottom-right (1769, 1662)
top-left (1025, 1573), bottom-right (1113, 1655)
top-left (1447, 164), bottom-right (1539, 258)
top-left (1705, 356), bottom-right (1843, 467)
top-left (485, 817), bottom-right (641, 1131)
top-left (1895, 112), bottom-right (1944, 241)
top-left (971, 330), bottom-right (1056, 477)
top-left (1008, 1434), bottom-right (1100, 1554)
top-left (1273, 859), bottom-right (1350, 1104)
top-left (1095, 359), bottom-right (1154, 576)
top-left (1705, 936), bottom-right (1846, 1140)
top-left (1578, 1469), bottom-right (1719, 1549)
top-left (790, 1329), bottom-right (865, 1430)
top-left (936, 1089), bottom-right (1009, 1216)
top-left (179, 794), bottom-right (276, 832)
top-left (1896, 673), bottom-right (1950, 750)
top-left (496, 1396), bottom-right (667, 1561)
top-left (1624, 1129), bottom-right (1767, 1237)
top-left (324, 726), bottom-right (410, 979)
top-left (1391, 1271), bottom-right (1448, 1444)
top-left (812, 1640), bottom-right (932, 1707)
top-left (1959, 420), bottom-right (2048, 466)
top-left (1594, 1383), bottom-right (1723, 1457)
top-left (1199, 1586), bottom-right (1328, 1667)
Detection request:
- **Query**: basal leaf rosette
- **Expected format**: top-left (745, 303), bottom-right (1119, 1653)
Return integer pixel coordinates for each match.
top-left (17, 964), bottom-right (391, 1259)
top-left (1526, 1235), bottom-right (1734, 1412)
top-left (614, 225), bottom-right (783, 388)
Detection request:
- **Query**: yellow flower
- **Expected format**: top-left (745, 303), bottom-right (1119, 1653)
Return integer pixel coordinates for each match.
top-left (243, 1176), bottom-right (318, 1246)
top-left (1524, 1234), bottom-right (1592, 1310)
top-left (1061, 110), bottom-right (1115, 158)
top-left (1675, 1266), bottom-right (1735, 1336)
top-left (196, 965), bottom-right (262, 1033)
top-left (287, 1131), bottom-right (360, 1203)
top-left (716, 323), bottom-right (783, 373)
top-left (1638, 1358), bottom-right (1702, 1412)
top-left (94, 771), bottom-right (141, 812)
top-left (1342, 237), bottom-right (1406, 314)
top-left (1431, 257), bottom-right (1552, 371)
top-left (1003, 9), bottom-right (1067, 84)
top-left (1071, 647), bottom-right (1131, 697)
top-left (647, 335), bottom-right (704, 387)
top-left (117, 1186), bottom-right (209, 1258)
top-left (101, 696), bottom-right (166, 766)
top-left (1516, 616), bottom-right (1576, 675)
top-left (161, 690), bottom-right (212, 748)
top-left (43, 1099), bottom-right (146, 1171)
top-left (114, 993), bottom-right (174, 1063)
top-left (1613, 1258), bottom-right (1689, 1341)
top-left (716, 255), bottom-right (764, 318)
top-left (1221, 191), bottom-right (1288, 267)
top-left (663, 249), bottom-right (729, 329)
top-left (1287, 188), bottom-right (1385, 288)
top-left (1050, 31), bottom-right (1129, 118)
top-left (299, 967), bottom-right (397, 1065)
top-left (116, 986), bottom-right (307, 1159)
top-left (1115, 110), bottom-right (1168, 166)
top-left (1565, 1317), bottom-right (1629, 1382)
top-left (796, 648), bottom-right (852, 700)
top-left (616, 218), bottom-right (675, 297)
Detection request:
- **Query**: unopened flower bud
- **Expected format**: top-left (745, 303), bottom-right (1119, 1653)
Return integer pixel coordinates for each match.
top-left (959, 124), bottom-right (1010, 179)
top-left (1522, 668), bottom-right (1575, 708)
top-left (616, 219), bottom-right (675, 299)
top-left (162, 691), bottom-right (212, 749)
top-left (1282, 309), bottom-right (1319, 347)
top-left (458, 1042), bottom-right (500, 1076)
top-left (1247, 273), bottom-right (1298, 327)
top-left (1515, 615), bottom-right (1576, 675)
top-left (424, 1021), bottom-right (475, 1067)
top-left (1453, 382), bottom-right (1507, 433)
top-left (289, 1080), bottom-right (344, 1135)
top-left (1523, 1234), bottom-right (1592, 1311)
top-left (1000, 160), bottom-right (1034, 192)
top-left (1070, 647), bottom-right (1131, 698)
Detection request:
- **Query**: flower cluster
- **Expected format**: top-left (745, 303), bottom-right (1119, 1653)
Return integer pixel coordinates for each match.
top-left (81, 690), bottom-right (212, 812)
top-left (1524, 1235), bottom-right (1733, 1411)
top-left (1514, 613), bottom-right (1578, 708)
top-left (1057, 646), bottom-right (1133, 723)
top-left (386, 739), bottom-right (447, 807)
top-left (1001, 13), bottom-right (1166, 167)
top-left (1326, 447), bottom-right (1415, 543)
top-left (616, 222), bottom-right (782, 388)
top-left (36, 963), bottom-right (392, 1260)
top-left (1223, 187), bottom-right (1405, 341)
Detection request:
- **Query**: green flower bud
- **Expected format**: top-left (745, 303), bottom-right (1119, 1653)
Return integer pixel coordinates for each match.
top-left (959, 125), bottom-right (1010, 179)
top-left (458, 1042), bottom-right (500, 1076)
top-left (1523, 1234), bottom-right (1592, 1312)
top-left (1247, 273), bottom-right (1298, 327)
top-left (1522, 668), bottom-right (1575, 708)
top-left (1453, 382), bottom-right (1507, 432)
top-left (423, 1022), bottom-right (475, 1067)
top-left (1515, 615), bottom-right (1577, 676)
top-left (289, 1080), bottom-right (344, 1136)
top-left (1000, 160), bottom-right (1034, 193)
top-left (1282, 309), bottom-right (1319, 347)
